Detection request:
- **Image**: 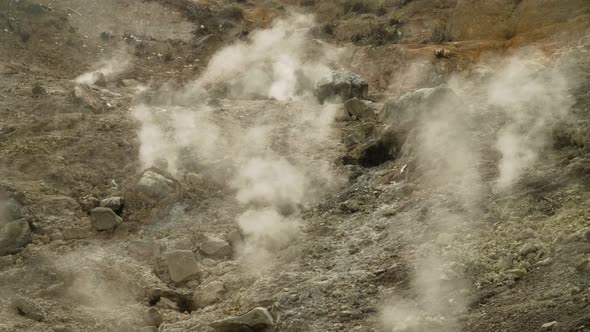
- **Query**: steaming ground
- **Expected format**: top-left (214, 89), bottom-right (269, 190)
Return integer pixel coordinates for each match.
top-left (1, 1), bottom-right (590, 332)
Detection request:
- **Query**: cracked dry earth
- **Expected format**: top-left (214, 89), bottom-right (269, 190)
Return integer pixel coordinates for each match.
top-left (2, 1), bottom-right (590, 332)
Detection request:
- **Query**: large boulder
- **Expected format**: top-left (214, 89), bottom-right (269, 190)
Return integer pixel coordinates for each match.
top-left (136, 170), bottom-right (178, 200)
top-left (378, 85), bottom-right (462, 130)
top-left (90, 207), bottom-right (122, 231)
top-left (211, 307), bottom-right (274, 332)
top-left (0, 219), bottom-right (32, 256)
top-left (164, 250), bottom-right (201, 283)
top-left (315, 71), bottom-right (369, 104)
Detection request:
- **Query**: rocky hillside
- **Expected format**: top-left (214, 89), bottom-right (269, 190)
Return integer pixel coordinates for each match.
top-left (1, 0), bottom-right (590, 332)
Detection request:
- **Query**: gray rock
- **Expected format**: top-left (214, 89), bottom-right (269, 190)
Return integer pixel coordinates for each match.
top-left (211, 307), bottom-right (274, 331)
top-left (73, 83), bottom-right (102, 111)
top-left (11, 296), bottom-right (45, 321)
top-left (164, 250), bottom-right (200, 283)
top-left (193, 280), bottom-right (225, 308)
top-left (156, 297), bottom-right (178, 311)
top-left (519, 243), bottom-right (541, 256)
top-left (90, 207), bottom-right (122, 231)
top-left (227, 230), bottom-right (243, 248)
top-left (379, 85), bottom-right (461, 129)
top-left (0, 219), bottom-right (32, 256)
top-left (202, 258), bottom-right (217, 267)
top-left (32, 84), bottom-right (48, 98)
top-left (200, 235), bottom-right (232, 258)
top-left (344, 98), bottom-right (376, 121)
top-left (92, 72), bottom-right (107, 87)
top-left (185, 173), bottom-right (205, 189)
top-left (136, 171), bottom-right (177, 200)
top-left (315, 70), bottom-right (369, 104)
top-left (334, 106), bottom-right (351, 122)
top-left (541, 321), bottom-right (558, 331)
top-left (0, 197), bottom-right (25, 223)
top-left (145, 307), bottom-right (163, 327)
top-left (99, 196), bottom-right (124, 214)
top-left (79, 196), bottom-right (100, 213)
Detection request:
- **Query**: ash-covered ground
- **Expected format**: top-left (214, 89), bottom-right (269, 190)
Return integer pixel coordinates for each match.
top-left (1, 1), bottom-right (590, 331)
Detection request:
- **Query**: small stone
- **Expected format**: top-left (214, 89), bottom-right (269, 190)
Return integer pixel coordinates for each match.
top-left (575, 258), bottom-right (590, 272)
top-left (164, 250), bottom-right (200, 283)
top-left (0, 219), bottom-right (32, 256)
top-left (74, 83), bottom-right (102, 110)
top-left (99, 196), bottom-right (124, 214)
top-left (79, 196), bottom-right (99, 214)
top-left (541, 321), bottom-right (558, 331)
top-left (344, 98), bottom-right (375, 121)
top-left (193, 280), bottom-right (225, 308)
top-left (200, 235), bottom-right (232, 258)
top-left (202, 258), bottom-right (217, 267)
top-left (519, 243), bottom-right (540, 256)
top-left (92, 72), bottom-right (107, 87)
top-left (90, 207), bottom-right (122, 231)
top-left (185, 173), bottom-right (205, 189)
top-left (211, 307), bottom-right (274, 331)
top-left (144, 307), bottom-right (163, 327)
top-left (0, 126), bottom-right (16, 137)
top-left (11, 296), bottom-right (45, 321)
top-left (32, 84), bottom-right (47, 97)
top-left (226, 230), bottom-right (242, 247)
top-left (156, 297), bottom-right (178, 311)
top-left (0, 197), bottom-right (25, 222)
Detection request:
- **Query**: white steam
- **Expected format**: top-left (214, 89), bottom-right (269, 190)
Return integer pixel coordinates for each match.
top-left (75, 50), bottom-right (131, 85)
top-left (191, 13), bottom-right (341, 100)
top-left (381, 50), bottom-right (575, 331)
top-left (487, 53), bottom-right (573, 190)
top-left (132, 13), bottom-right (345, 266)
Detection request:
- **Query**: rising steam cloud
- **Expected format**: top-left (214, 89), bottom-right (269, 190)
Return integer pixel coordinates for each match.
top-left (75, 50), bottom-right (131, 85)
top-left (487, 52), bottom-right (574, 190)
top-left (132, 13), bottom-right (345, 266)
top-left (380, 50), bottom-right (576, 331)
